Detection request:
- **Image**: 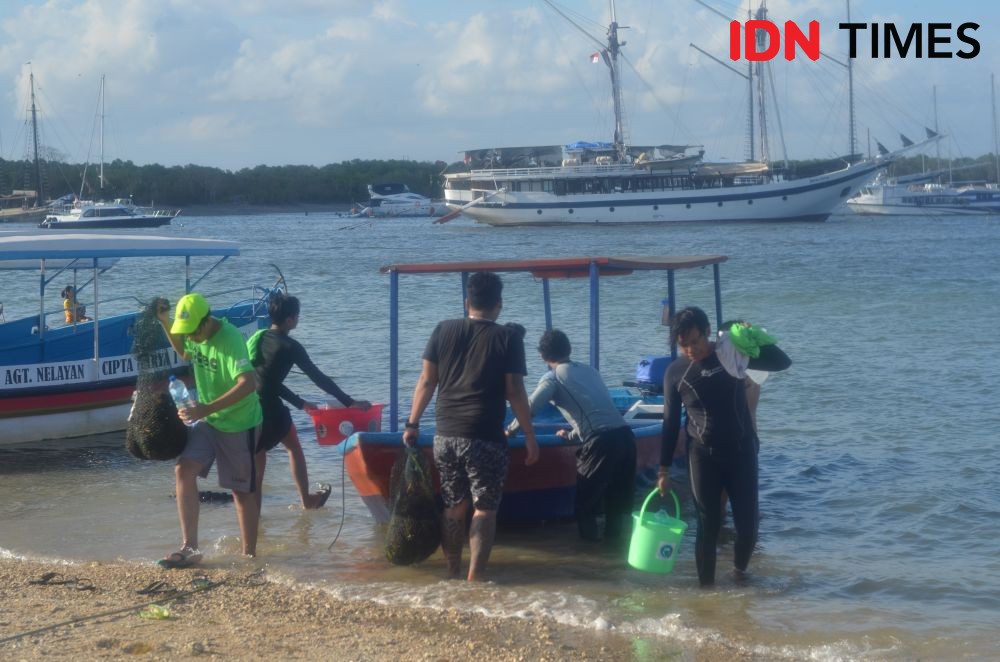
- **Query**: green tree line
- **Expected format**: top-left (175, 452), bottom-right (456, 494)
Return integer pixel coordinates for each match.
top-left (3, 152), bottom-right (998, 207)
top-left (0, 158), bottom-right (448, 206)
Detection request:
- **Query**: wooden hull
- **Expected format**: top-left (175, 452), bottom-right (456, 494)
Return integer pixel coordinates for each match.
top-left (343, 422), bottom-right (662, 523)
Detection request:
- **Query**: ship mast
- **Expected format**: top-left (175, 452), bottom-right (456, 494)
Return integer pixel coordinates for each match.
top-left (753, 2), bottom-right (770, 164)
top-left (606, 0), bottom-right (627, 161)
top-left (539, 0), bottom-right (630, 161)
top-left (29, 72), bottom-right (43, 205)
top-left (992, 73), bottom-right (999, 185)
top-left (845, 0), bottom-right (856, 159)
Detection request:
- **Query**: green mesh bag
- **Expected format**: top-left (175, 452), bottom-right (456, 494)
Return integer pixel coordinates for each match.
top-left (384, 447), bottom-right (441, 565)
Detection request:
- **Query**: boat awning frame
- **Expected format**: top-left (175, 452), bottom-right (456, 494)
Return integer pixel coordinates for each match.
top-left (0, 233), bottom-right (241, 343)
top-left (380, 255), bottom-right (728, 432)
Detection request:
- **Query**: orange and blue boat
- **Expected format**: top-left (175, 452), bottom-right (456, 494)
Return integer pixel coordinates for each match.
top-left (341, 255), bottom-right (729, 522)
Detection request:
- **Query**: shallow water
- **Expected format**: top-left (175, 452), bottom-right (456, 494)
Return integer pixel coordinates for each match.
top-left (2, 211), bottom-right (999, 659)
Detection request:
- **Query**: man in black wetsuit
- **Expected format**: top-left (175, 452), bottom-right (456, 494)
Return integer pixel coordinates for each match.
top-left (248, 293), bottom-right (370, 509)
top-left (657, 306), bottom-right (790, 586)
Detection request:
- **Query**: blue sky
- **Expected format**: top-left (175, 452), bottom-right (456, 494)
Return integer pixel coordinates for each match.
top-left (1, 0), bottom-right (997, 170)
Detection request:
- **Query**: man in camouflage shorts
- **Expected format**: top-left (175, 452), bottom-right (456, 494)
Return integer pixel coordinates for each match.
top-left (403, 272), bottom-right (539, 581)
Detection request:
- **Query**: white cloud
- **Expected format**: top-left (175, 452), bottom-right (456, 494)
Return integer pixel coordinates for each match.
top-left (1, 0), bottom-right (996, 168)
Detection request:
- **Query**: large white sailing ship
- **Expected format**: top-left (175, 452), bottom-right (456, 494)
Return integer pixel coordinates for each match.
top-left (442, 1), bottom-right (887, 226)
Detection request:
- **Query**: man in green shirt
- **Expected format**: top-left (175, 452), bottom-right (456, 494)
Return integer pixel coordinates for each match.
top-left (156, 293), bottom-right (263, 567)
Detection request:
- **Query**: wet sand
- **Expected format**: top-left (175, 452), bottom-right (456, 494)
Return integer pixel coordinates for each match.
top-left (0, 558), bottom-right (755, 661)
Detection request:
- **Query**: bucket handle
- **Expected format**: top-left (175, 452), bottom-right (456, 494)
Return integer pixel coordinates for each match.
top-left (638, 488), bottom-right (681, 521)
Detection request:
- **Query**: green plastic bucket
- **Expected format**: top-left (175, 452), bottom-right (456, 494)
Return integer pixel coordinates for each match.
top-left (628, 489), bottom-right (688, 574)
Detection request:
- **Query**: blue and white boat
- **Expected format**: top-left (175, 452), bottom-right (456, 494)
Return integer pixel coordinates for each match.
top-left (0, 233), bottom-right (273, 445)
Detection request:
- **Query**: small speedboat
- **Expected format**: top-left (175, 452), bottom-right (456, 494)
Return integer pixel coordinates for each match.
top-left (351, 183), bottom-right (448, 218)
top-left (40, 198), bottom-right (180, 229)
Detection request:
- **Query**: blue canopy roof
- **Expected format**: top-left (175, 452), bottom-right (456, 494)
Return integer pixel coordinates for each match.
top-left (0, 234), bottom-right (239, 262)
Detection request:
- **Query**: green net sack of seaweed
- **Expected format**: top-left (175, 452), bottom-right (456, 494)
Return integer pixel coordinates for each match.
top-left (125, 298), bottom-right (187, 461)
top-left (385, 447), bottom-right (441, 565)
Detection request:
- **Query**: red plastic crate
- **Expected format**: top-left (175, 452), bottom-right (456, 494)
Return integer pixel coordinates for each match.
top-left (308, 404), bottom-right (384, 445)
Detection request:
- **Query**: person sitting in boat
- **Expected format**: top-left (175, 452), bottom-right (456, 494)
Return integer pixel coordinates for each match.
top-left (246, 292), bottom-right (371, 510)
top-left (507, 329), bottom-right (636, 542)
top-left (403, 271), bottom-right (539, 581)
top-left (61, 285), bottom-right (90, 323)
top-left (658, 307), bottom-right (790, 586)
top-left (155, 292), bottom-right (263, 567)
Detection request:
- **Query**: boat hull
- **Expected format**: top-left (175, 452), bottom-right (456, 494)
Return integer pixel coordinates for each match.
top-left (343, 422), bottom-right (662, 523)
top-left (0, 310), bottom-right (261, 446)
top-left (846, 200), bottom-right (994, 216)
top-left (445, 163), bottom-right (882, 225)
top-left (40, 216), bottom-right (174, 229)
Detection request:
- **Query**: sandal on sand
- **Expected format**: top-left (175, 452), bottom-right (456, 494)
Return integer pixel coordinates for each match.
top-left (157, 547), bottom-right (202, 569)
top-left (313, 484), bottom-right (332, 509)
top-left (137, 580), bottom-right (179, 596)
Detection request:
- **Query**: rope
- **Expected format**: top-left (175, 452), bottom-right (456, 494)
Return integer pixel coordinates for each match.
top-left (327, 442), bottom-right (348, 551)
top-left (0, 578), bottom-right (225, 646)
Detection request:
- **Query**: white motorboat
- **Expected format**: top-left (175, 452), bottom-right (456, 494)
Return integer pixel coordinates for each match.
top-left (848, 171), bottom-right (1000, 216)
top-left (40, 198), bottom-right (180, 229)
top-left (353, 183), bottom-right (447, 218)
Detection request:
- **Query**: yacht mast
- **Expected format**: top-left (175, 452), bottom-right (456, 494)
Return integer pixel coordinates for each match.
top-left (99, 75), bottom-right (105, 192)
top-left (29, 72), bottom-right (43, 205)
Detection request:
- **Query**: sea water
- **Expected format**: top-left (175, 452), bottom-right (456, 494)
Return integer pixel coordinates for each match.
top-left (2, 211), bottom-right (998, 659)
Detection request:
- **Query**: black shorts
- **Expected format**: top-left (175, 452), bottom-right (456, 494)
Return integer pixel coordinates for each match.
top-left (432, 435), bottom-right (509, 511)
top-left (258, 402), bottom-right (292, 453)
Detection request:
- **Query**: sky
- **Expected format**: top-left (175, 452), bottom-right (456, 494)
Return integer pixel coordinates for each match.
top-left (1, 0), bottom-right (998, 170)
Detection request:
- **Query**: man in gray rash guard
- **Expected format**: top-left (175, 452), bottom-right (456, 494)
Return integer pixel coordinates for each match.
top-left (509, 329), bottom-right (636, 541)
top-left (657, 307), bottom-right (790, 586)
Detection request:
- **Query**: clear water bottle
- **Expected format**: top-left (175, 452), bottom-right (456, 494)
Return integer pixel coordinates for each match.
top-left (168, 375), bottom-right (196, 426)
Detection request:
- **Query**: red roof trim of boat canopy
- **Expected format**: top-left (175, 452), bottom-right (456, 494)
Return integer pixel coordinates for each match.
top-left (379, 255), bottom-right (727, 277)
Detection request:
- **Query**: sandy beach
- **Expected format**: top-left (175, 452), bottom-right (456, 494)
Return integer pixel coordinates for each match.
top-left (0, 558), bottom-right (757, 661)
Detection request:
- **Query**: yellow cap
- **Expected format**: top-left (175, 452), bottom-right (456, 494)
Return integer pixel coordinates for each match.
top-left (170, 293), bottom-right (210, 334)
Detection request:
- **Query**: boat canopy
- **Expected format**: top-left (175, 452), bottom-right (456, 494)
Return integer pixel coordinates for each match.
top-left (380, 255), bottom-right (728, 431)
top-left (566, 141), bottom-right (615, 152)
top-left (0, 234), bottom-right (239, 261)
top-left (380, 255), bottom-right (726, 279)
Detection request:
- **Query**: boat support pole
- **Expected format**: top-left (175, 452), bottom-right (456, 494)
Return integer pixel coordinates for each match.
top-left (713, 263), bottom-right (723, 330)
top-left (92, 258), bottom-right (100, 377)
top-left (542, 278), bottom-right (552, 331)
top-left (39, 259), bottom-right (45, 342)
top-left (667, 269), bottom-right (676, 359)
top-left (461, 272), bottom-right (468, 315)
top-left (185, 256), bottom-right (191, 293)
top-left (589, 261), bottom-right (599, 371)
top-left (389, 270), bottom-right (399, 433)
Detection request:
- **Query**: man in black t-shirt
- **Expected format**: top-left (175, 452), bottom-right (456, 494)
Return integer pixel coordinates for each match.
top-left (404, 272), bottom-right (539, 581)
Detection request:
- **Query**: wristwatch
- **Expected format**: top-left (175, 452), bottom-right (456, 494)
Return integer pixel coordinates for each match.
top-left (404, 420), bottom-right (419, 430)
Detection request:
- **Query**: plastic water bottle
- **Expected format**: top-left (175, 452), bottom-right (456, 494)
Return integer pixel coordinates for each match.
top-left (168, 375), bottom-right (197, 426)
